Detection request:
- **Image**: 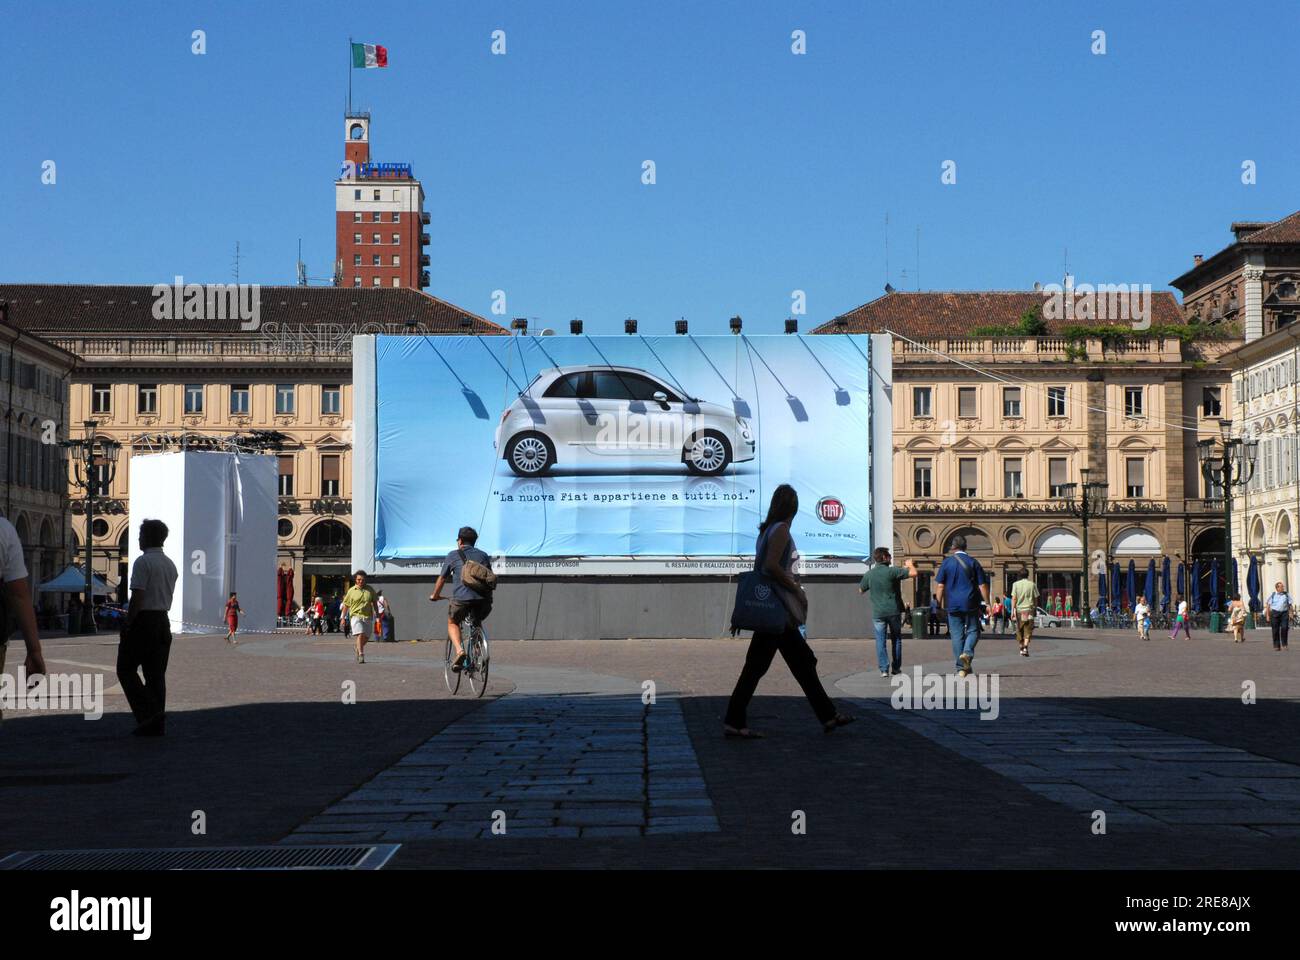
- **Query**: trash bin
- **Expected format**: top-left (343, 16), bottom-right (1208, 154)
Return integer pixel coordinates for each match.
top-left (1247, 613), bottom-right (1256, 630)
top-left (1209, 612), bottom-right (1223, 634)
top-left (911, 608), bottom-right (928, 638)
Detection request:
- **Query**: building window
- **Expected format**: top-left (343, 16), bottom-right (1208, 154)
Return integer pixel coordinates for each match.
top-left (1003, 458), bottom-right (1023, 498)
top-left (353, 212), bottom-right (361, 223)
top-left (372, 277), bottom-right (382, 287)
top-left (91, 383), bottom-right (112, 414)
top-left (913, 458), bottom-right (932, 498)
top-left (1048, 457), bottom-right (1068, 497)
top-left (392, 212), bottom-right (400, 222)
top-left (353, 276), bottom-right (361, 287)
top-left (184, 384), bottom-right (204, 414)
top-left (371, 212), bottom-right (381, 222)
top-left (913, 387), bottom-right (932, 418)
top-left (1124, 386), bottom-right (1144, 417)
top-left (373, 189), bottom-right (381, 201)
top-left (230, 385), bottom-right (251, 415)
top-left (353, 254), bottom-right (361, 267)
top-left (278, 518), bottom-right (293, 538)
top-left (321, 455), bottom-right (341, 496)
top-left (353, 189), bottom-right (361, 200)
top-left (371, 233), bottom-right (380, 244)
top-left (1202, 386), bottom-right (1222, 417)
top-left (322, 385), bottom-right (341, 415)
top-left (957, 387), bottom-right (977, 418)
top-left (353, 233), bottom-right (361, 244)
top-left (958, 457), bottom-right (978, 498)
top-left (392, 277), bottom-right (401, 287)
top-left (275, 384), bottom-right (295, 415)
top-left (392, 255), bottom-right (400, 266)
top-left (137, 384), bottom-right (158, 415)
top-left (1126, 458), bottom-right (1145, 498)
top-left (372, 255), bottom-right (381, 266)
top-left (1047, 386), bottom-right (1067, 417)
top-left (1002, 387), bottom-right (1021, 418)
top-left (391, 233), bottom-right (400, 245)
top-left (278, 455), bottom-right (295, 496)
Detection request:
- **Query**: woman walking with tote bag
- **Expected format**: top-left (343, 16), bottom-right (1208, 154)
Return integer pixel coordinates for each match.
top-left (723, 484), bottom-right (856, 739)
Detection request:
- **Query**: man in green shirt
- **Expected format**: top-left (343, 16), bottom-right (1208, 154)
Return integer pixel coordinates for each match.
top-left (1010, 567), bottom-right (1039, 657)
top-left (342, 570), bottom-right (379, 664)
top-left (859, 546), bottom-right (918, 678)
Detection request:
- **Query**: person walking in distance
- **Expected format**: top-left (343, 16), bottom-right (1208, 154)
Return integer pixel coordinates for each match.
top-left (1, 513), bottom-right (46, 723)
top-left (1171, 593), bottom-right (1192, 640)
top-left (935, 535), bottom-right (990, 677)
top-left (1227, 593), bottom-right (1247, 644)
top-left (224, 591), bottom-right (243, 644)
top-left (117, 519), bottom-right (179, 736)
top-left (859, 546), bottom-right (917, 678)
top-left (723, 484), bottom-right (856, 738)
top-left (1010, 568), bottom-right (1038, 656)
top-left (1265, 581), bottom-right (1291, 651)
top-left (1134, 594), bottom-right (1151, 642)
top-left (928, 594), bottom-right (940, 637)
top-left (429, 526), bottom-right (494, 672)
top-left (342, 571), bottom-right (379, 664)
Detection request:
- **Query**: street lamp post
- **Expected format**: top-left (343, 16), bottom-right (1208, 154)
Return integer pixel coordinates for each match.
top-left (1197, 418), bottom-right (1257, 608)
top-left (60, 420), bottom-right (121, 634)
top-left (1063, 466), bottom-right (1109, 627)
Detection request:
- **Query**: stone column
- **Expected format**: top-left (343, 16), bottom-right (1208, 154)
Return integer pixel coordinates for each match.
top-left (1243, 258), bottom-right (1266, 342)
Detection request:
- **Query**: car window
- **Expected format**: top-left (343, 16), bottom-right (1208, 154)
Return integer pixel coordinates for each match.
top-left (593, 371), bottom-right (677, 402)
top-left (543, 372), bottom-right (588, 398)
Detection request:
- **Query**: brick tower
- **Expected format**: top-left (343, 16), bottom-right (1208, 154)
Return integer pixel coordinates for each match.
top-left (334, 113), bottom-right (430, 289)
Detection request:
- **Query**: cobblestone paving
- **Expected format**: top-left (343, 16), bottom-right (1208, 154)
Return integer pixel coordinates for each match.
top-left (290, 689), bottom-right (718, 842)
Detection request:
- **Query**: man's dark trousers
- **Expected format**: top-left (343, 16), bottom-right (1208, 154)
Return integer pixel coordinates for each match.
top-left (116, 610), bottom-right (173, 724)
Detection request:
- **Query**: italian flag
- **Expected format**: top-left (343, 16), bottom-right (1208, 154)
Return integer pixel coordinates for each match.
top-left (351, 42), bottom-right (388, 68)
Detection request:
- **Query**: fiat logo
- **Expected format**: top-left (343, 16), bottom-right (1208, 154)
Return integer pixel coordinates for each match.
top-left (817, 497), bottom-right (844, 524)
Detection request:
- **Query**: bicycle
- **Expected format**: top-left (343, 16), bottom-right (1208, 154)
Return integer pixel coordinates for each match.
top-left (432, 599), bottom-right (490, 697)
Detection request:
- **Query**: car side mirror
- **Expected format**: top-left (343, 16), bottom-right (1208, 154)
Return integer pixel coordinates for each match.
top-left (652, 391), bottom-right (670, 409)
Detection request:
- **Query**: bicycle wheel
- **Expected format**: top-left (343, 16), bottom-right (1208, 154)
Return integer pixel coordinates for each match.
top-left (443, 636), bottom-right (461, 694)
top-left (470, 628), bottom-right (489, 698)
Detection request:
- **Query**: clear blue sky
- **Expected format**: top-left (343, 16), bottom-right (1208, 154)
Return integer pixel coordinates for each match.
top-left (4, 0), bottom-right (1298, 333)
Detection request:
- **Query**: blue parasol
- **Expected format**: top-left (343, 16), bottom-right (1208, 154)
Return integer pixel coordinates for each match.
top-left (1144, 559), bottom-right (1156, 610)
top-left (1097, 571), bottom-right (1108, 612)
top-left (1209, 558), bottom-right (1220, 612)
top-left (1247, 555), bottom-right (1261, 613)
top-left (1127, 560), bottom-right (1138, 612)
top-left (1191, 559), bottom-right (1201, 611)
top-left (1160, 556), bottom-right (1171, 612)
top-left (1112, 562), bottom-right (1123, 611)
top-left (1177, 562), bottom-right (1186, 602)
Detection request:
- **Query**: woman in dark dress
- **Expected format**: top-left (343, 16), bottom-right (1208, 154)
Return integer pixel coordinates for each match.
top-left (723, 484), bottom-right (856, 738)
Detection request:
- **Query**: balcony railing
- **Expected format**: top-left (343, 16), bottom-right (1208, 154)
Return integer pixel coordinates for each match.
top-left (893, 337), bottom-right (1183, 363)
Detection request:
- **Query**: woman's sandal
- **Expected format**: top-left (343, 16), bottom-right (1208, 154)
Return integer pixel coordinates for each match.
top-left (723, 724), bottom-right (764, 739)
top-left (823, 713), bottom-right (857, 733)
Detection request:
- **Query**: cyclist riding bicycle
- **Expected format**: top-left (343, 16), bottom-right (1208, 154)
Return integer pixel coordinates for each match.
top-left (429, 526), bottom-right (494, 673)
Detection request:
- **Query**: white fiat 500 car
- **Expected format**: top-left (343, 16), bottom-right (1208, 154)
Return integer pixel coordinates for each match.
top-left (495, 365), bottom-right (757, 477)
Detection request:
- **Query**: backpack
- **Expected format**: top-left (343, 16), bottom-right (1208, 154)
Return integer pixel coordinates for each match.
top-left (458, 549), bottom-right (497, 594)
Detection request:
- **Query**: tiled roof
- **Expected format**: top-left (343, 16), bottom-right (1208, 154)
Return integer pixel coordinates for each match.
top-left (0, 284), bottom-right (505, 335)
top-left (812, 290), bottom-right (1185, 337)
top-left (1237, 210), bottom-right (1300, 244)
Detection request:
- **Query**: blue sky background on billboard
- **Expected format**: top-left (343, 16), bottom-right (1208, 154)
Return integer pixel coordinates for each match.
top-left (3, 2), bottom-right (1297, 333)
top-left (372, 335), bottom-right (872, 558)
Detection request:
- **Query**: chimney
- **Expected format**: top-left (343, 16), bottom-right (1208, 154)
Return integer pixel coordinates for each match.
top-left (1193, 254), bottom-right (1203, 266)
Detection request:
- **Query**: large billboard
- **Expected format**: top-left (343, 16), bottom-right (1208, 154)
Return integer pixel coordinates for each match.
top-left (353, 333), bottom-right (889, 576)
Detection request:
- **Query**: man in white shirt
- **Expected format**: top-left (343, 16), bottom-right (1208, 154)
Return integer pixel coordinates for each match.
top-left (1, 514), bottom-right (45, 721)
top-left (117, 519), bottom-right (179, 736)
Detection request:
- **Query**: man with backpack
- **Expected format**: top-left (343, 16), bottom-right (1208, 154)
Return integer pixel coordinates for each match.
top-left (429, 526), bottom-right (496, 673)
top-left (934, 535), bottom-right (990, 677)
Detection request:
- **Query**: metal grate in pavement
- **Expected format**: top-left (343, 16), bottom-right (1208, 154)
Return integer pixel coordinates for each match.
top-left (0, 844), bottom-right (400, 871)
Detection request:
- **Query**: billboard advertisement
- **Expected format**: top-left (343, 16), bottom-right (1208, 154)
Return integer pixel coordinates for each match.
top-left (358, 333), bottom-right (880, 573)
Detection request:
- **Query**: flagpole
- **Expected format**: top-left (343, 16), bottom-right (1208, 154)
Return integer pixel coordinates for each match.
top-left (347, 36), bottom-right (352, 113)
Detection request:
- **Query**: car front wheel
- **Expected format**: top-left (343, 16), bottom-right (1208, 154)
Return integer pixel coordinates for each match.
top-left (684, 431), bottom-right (732, 475)
top-left (506, 432), bottom-right (555, 476)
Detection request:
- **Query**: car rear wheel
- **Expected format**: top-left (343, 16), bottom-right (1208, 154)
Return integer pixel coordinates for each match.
top-left (684, 431), bottom-right (731, 475)
top-left (506, 432), bottom-right (555, 476)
